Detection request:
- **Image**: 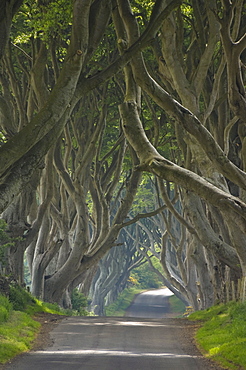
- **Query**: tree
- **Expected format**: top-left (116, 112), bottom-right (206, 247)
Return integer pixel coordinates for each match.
top-left (0, 0), bottom-right (245, 310)
top-left (0, 0), bottom-right (24, 61)
top-left (118, 1), bottom-right (246, 282)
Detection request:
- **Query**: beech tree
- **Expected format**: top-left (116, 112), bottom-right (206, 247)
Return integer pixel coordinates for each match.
top-left (0, 0), bottom-right (24, 61)
top-left (118, 0), bottom-right (246, 303)
top-left (0, 0), bottom-right (246, 310)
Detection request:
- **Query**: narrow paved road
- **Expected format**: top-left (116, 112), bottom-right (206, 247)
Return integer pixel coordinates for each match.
top-left (4, 290), bottom-right (224, 370)
top-left (125, 288), bottom-right (174, 318)
top-left (5, 317), bottom-right (222, 370)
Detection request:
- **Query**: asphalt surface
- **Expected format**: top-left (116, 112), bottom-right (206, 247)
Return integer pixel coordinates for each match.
top-left (125, 288), bottom-right (174, 318)
top-left (4, 289), bottom-right (224, 370)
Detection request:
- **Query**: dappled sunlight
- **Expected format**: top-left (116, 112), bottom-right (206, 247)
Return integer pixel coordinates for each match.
top-left (59, 318), bottom-right (184, 328)
top-left (34, 349), bottom-right (200, 359)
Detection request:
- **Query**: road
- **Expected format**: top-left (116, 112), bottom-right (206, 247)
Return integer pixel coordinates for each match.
top-left (125, 288), bottom-right (174, 318)
top-left (4, 290), bottom-right (224, 370)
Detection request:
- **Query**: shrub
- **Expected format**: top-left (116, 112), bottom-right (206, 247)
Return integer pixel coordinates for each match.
top-left (71, 289), bottom-right (88, 311)
top-left (9, 284), bottom-right (35, 311)
top-left (130, 260), bottom-right (163, 289)
top-left (0, 294), bottom-right (12, 311)
top-left (0, 276), bottom-right (10, 297)
top-left (0, 294), bottom-right (12, 323)
top-left (0, 306), bottom-right (8, 324)
top-left (0, 220), bottom-right (18, 272)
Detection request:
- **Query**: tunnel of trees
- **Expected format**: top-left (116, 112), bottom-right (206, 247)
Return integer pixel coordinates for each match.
top-left (0, 0), bottom-right (246, 314)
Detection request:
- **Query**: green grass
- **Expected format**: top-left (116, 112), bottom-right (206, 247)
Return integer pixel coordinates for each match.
top-left (0, 283), bottom-right (94, 364)
top-left (0, 310), bottom-right (40, 363)
top-left (105, 287), bottom-right (144, 316)
top-left (24, 298), bottom-right (67, 315)
top-left (0, 289), bottom-right (68, 365)
top-left (0, 295), bottom-right (12, 324)
top-left (189, 301), bottom-right (246, 370)
top-left (169, 295), bottom-right (186, 315)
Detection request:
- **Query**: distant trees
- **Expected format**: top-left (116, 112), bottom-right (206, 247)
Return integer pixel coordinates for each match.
top-left (0, 0), bottom-right (245, 311)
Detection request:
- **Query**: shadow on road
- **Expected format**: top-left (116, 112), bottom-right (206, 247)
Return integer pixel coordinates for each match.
top-left (4, 316), bottom-right (214, 370)
top-left (3, 290), bottom-right (224, 370)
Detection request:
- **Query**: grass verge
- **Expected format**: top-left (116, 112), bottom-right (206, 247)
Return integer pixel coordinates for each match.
top-left (0, 310), bottom-right (40, 364)
top-left (169, 295), bottom-right (186, 315)
top-left (105, 287), bottom-right (143, 316)
top-left (0, 282), bottom-right (94, 365)
top-left (0, 288), bottom-right (68, 365)
top-left (188, 301), bottom-right (246, 370)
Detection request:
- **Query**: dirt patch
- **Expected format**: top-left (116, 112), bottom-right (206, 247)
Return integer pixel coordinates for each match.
top-left (174, 318), bottom-right (227, 370)
top-left (31, 312), bottom-right (67, 350)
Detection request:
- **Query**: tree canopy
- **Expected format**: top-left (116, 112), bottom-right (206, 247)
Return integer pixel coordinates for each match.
top-left (0, 0), bottom-right (246, 312)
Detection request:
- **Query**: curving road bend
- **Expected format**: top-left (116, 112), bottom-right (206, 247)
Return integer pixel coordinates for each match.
top-left (4, 290), bottom-right (224, 370)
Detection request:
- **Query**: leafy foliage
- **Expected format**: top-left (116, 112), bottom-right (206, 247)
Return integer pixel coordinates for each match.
top-left (0, 132), bottom-right (6, 146)
top-left (131, 174), bottom-right (157, 214)
top-left (130, 258), bottom-right (163, 289)
top-left (71, 288), bottom-right (88, 312)
top-left (0, 295), bottom-right (12, 324)
top-left (9, 284), bottom-right (35, 311)
top-left (0, 220), bottom-right (16, 271)
top-left (131, 0), bottom-right (155, 27)
top-left (13, 0), bottom-right (72, 44)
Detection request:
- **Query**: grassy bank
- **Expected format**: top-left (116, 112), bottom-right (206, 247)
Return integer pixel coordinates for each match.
top-left (105, 287), bottom-right (144, 316)
top-left (189, 301), bottom-right (246, 370)
top-left (0, 310), bottom-right (40, 364)
top-left (169, 294), bottom-right (186, 315)
top-left (0, 283), bottom-right (93, 365)
top-left (0, 289), bottom-right (67, 365)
